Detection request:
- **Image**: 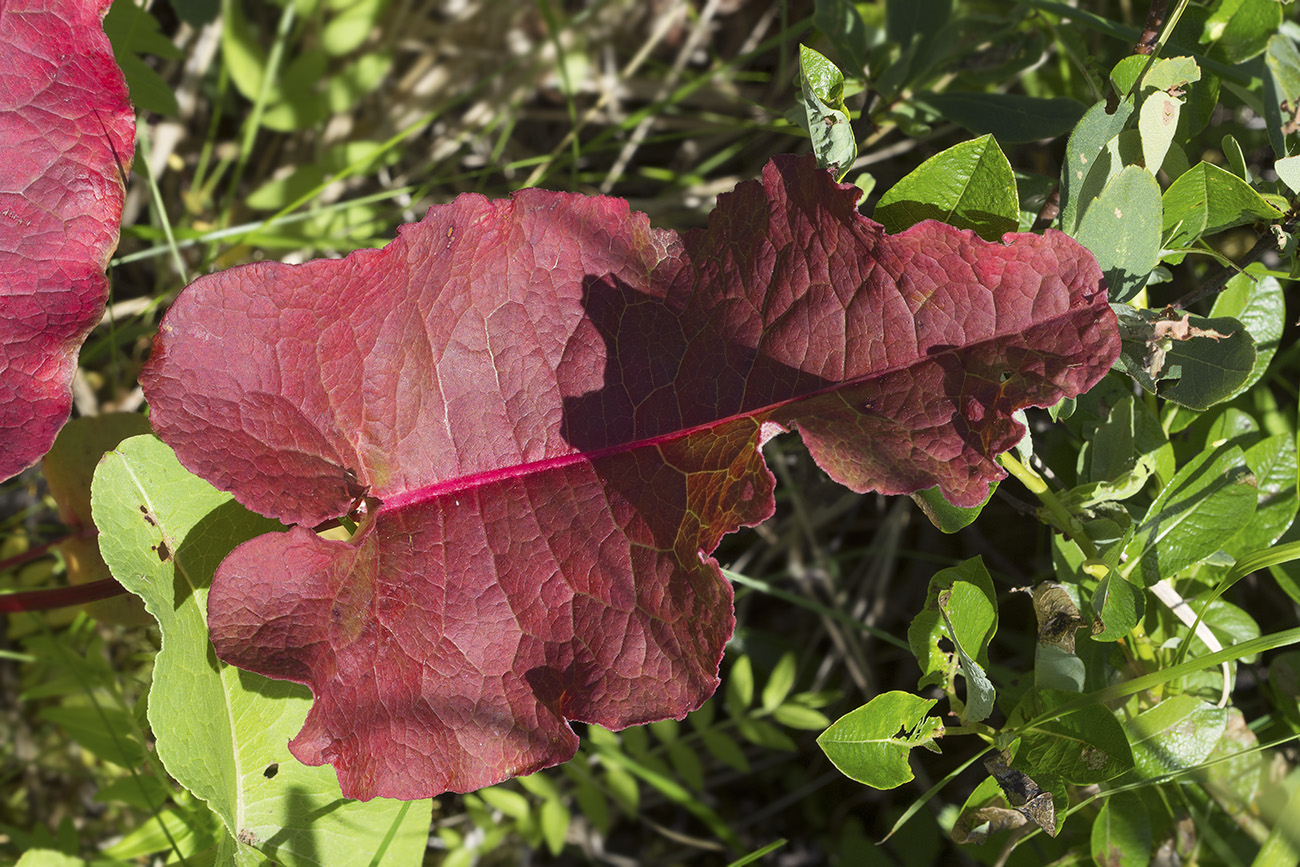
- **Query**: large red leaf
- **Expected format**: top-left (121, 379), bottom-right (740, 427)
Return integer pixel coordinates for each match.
top-left (142, 155), bottom-right (1119, 800)
top-left (0, 0), bottom-right (134, 481)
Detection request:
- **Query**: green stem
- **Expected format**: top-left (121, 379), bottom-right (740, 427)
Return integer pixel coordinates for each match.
top-left (996, 453), bottom-right (1098, 560)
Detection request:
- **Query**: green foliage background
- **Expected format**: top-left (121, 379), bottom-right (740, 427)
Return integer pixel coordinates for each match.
top-left (5, 0), bottom-right (1300, 865)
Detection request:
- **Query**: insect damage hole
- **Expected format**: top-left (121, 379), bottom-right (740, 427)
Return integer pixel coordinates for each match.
top-left (263, 763), bottom-right (279, 778)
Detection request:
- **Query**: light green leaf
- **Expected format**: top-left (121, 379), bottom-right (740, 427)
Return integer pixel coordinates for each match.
top-left (1076, 166), bottom-right (1162, 303)
top-left (1036, 641), bottom-right (1086, 692)
top-left (1139, 92), bottom-right (1181, 175)
top-left (938, 584), bottom-right (996, 723)
top-left (538, 797), bottom-right (570, 857)
top-left (799, 45), bottom-right (856, 180)
top-left (1125, 695), bottom-right (1227, 779)
top-left (817, 692), bottom-right (943, 789)
top-left (726, 655), bottom-right (755, 714)
top-left (876, 135), bottom-right (1018, 241)
top-left (1276, 156), bottom-right (1300, 194)
top-left (321, 0), bottom-right (387, 56)
top-left (1162, 162), bottom-right (1285, 248)
top-left (1090, 791), bottom-right (1151, 867)
top-left (91, 435), bottom-right (431, 867)
top-left (15, 852), bottom-right (86, 867)
top-left (1120, 443), bottom-right (1256, 586)
top-left (908, 558), bottom-right (999, 687)
top-left (1060, 97), bottom-right (1135, 233)
top-left (761, 652), bottom-right (798, 712)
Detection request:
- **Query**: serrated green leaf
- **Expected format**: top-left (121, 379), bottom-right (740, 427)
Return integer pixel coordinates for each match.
top-left (1076, 167), bottom-right (1162, 303)
top-left (91, 436), bottom-right (431, 866)
top-left (875, 134), bottom-right (1018, 240)
top-left (1120, 443), bottom-right (1256, 586)
top-left (1125, 694), bottom-right (1227, 779)
top-left (1163, 162), bottom-right (1285, 248)
top-left (1090, 791), bottom-right (1151, 867)
top-left (817, 692), bottom-right (943, 789)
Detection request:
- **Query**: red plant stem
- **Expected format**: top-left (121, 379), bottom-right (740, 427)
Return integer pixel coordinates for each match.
top-left (1135, 0), bottom-right (1169, 55)
top-left (0, 579), bottom-right (128, 613)
top-left (0, 527), bottom-right (96, 574)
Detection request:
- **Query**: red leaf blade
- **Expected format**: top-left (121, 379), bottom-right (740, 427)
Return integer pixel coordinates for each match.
top-left (144, 154), bottom-right (1119, 799)
top-left (0, 0), bottom-right (135, 480)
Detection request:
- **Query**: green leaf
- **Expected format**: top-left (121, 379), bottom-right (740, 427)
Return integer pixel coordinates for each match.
top-left (1124, 694), bottom-right (1227, 779)
top-left (875, 134), bottom-right (1018, 241)
top-left (761, 652), bottom-right (798, 712)
top-left (104, 0), bottom-right (182, 116)
top-left (1090, 791), bottom-right (1152, 867)
top-left (813, 0), bottom-right (870, 76)
top-left (1060, 97), bottom-right (1135, 233)
top-left (726, 655), bottom-right (756, 714)
top-left (1075, 167), bottom-right (1162, 303)
top-left (1138, 92), bottom-right (1181, 175)
top-left (39, 705), bottom-right (146, 769)
top-left (1162, 162), bottom-right (1285, 248)
top-left (912, 93), bottom-right (1086, 144)
top-left (1225, 434), bottom-right (1299, 558)
top-left (91, 435), bottom-right (431, 866)
top-left (911, 482), bottom-right (996, 533)
top-left (1202, 0), bottom-right (1281, 64)
top-left (1210, 272), bottom-right (1285, 399)
top-left (1114, 305), bottom-right (1258, 411)
top-left (1014, 692), bottom-right (1133, 784)
top-left (1120, 443), bottom-right (1256, 586)
top-left (799, 45), bottom-right (856, 180)
top-left (937, 583), bottom-right (997, 723)
top-left (816, 692), bottom-right (943, 789)
top-left (14, 852), bottom-right (86, 867)
top-left (1277, 155), bottom-right (1300, 194)
top-left (536, 796), bottom-right (569, 856)
top-left (908, 558), bottom-right (999, 688)
top-left (1265, 34), bottom-right (1300, 157)
top-left (1092, 573), bottom-right (1145, 642)
top-left (1036, 641), bottom-right (1086, 692)
top-left (771, 704), bottom-right (832, 730)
